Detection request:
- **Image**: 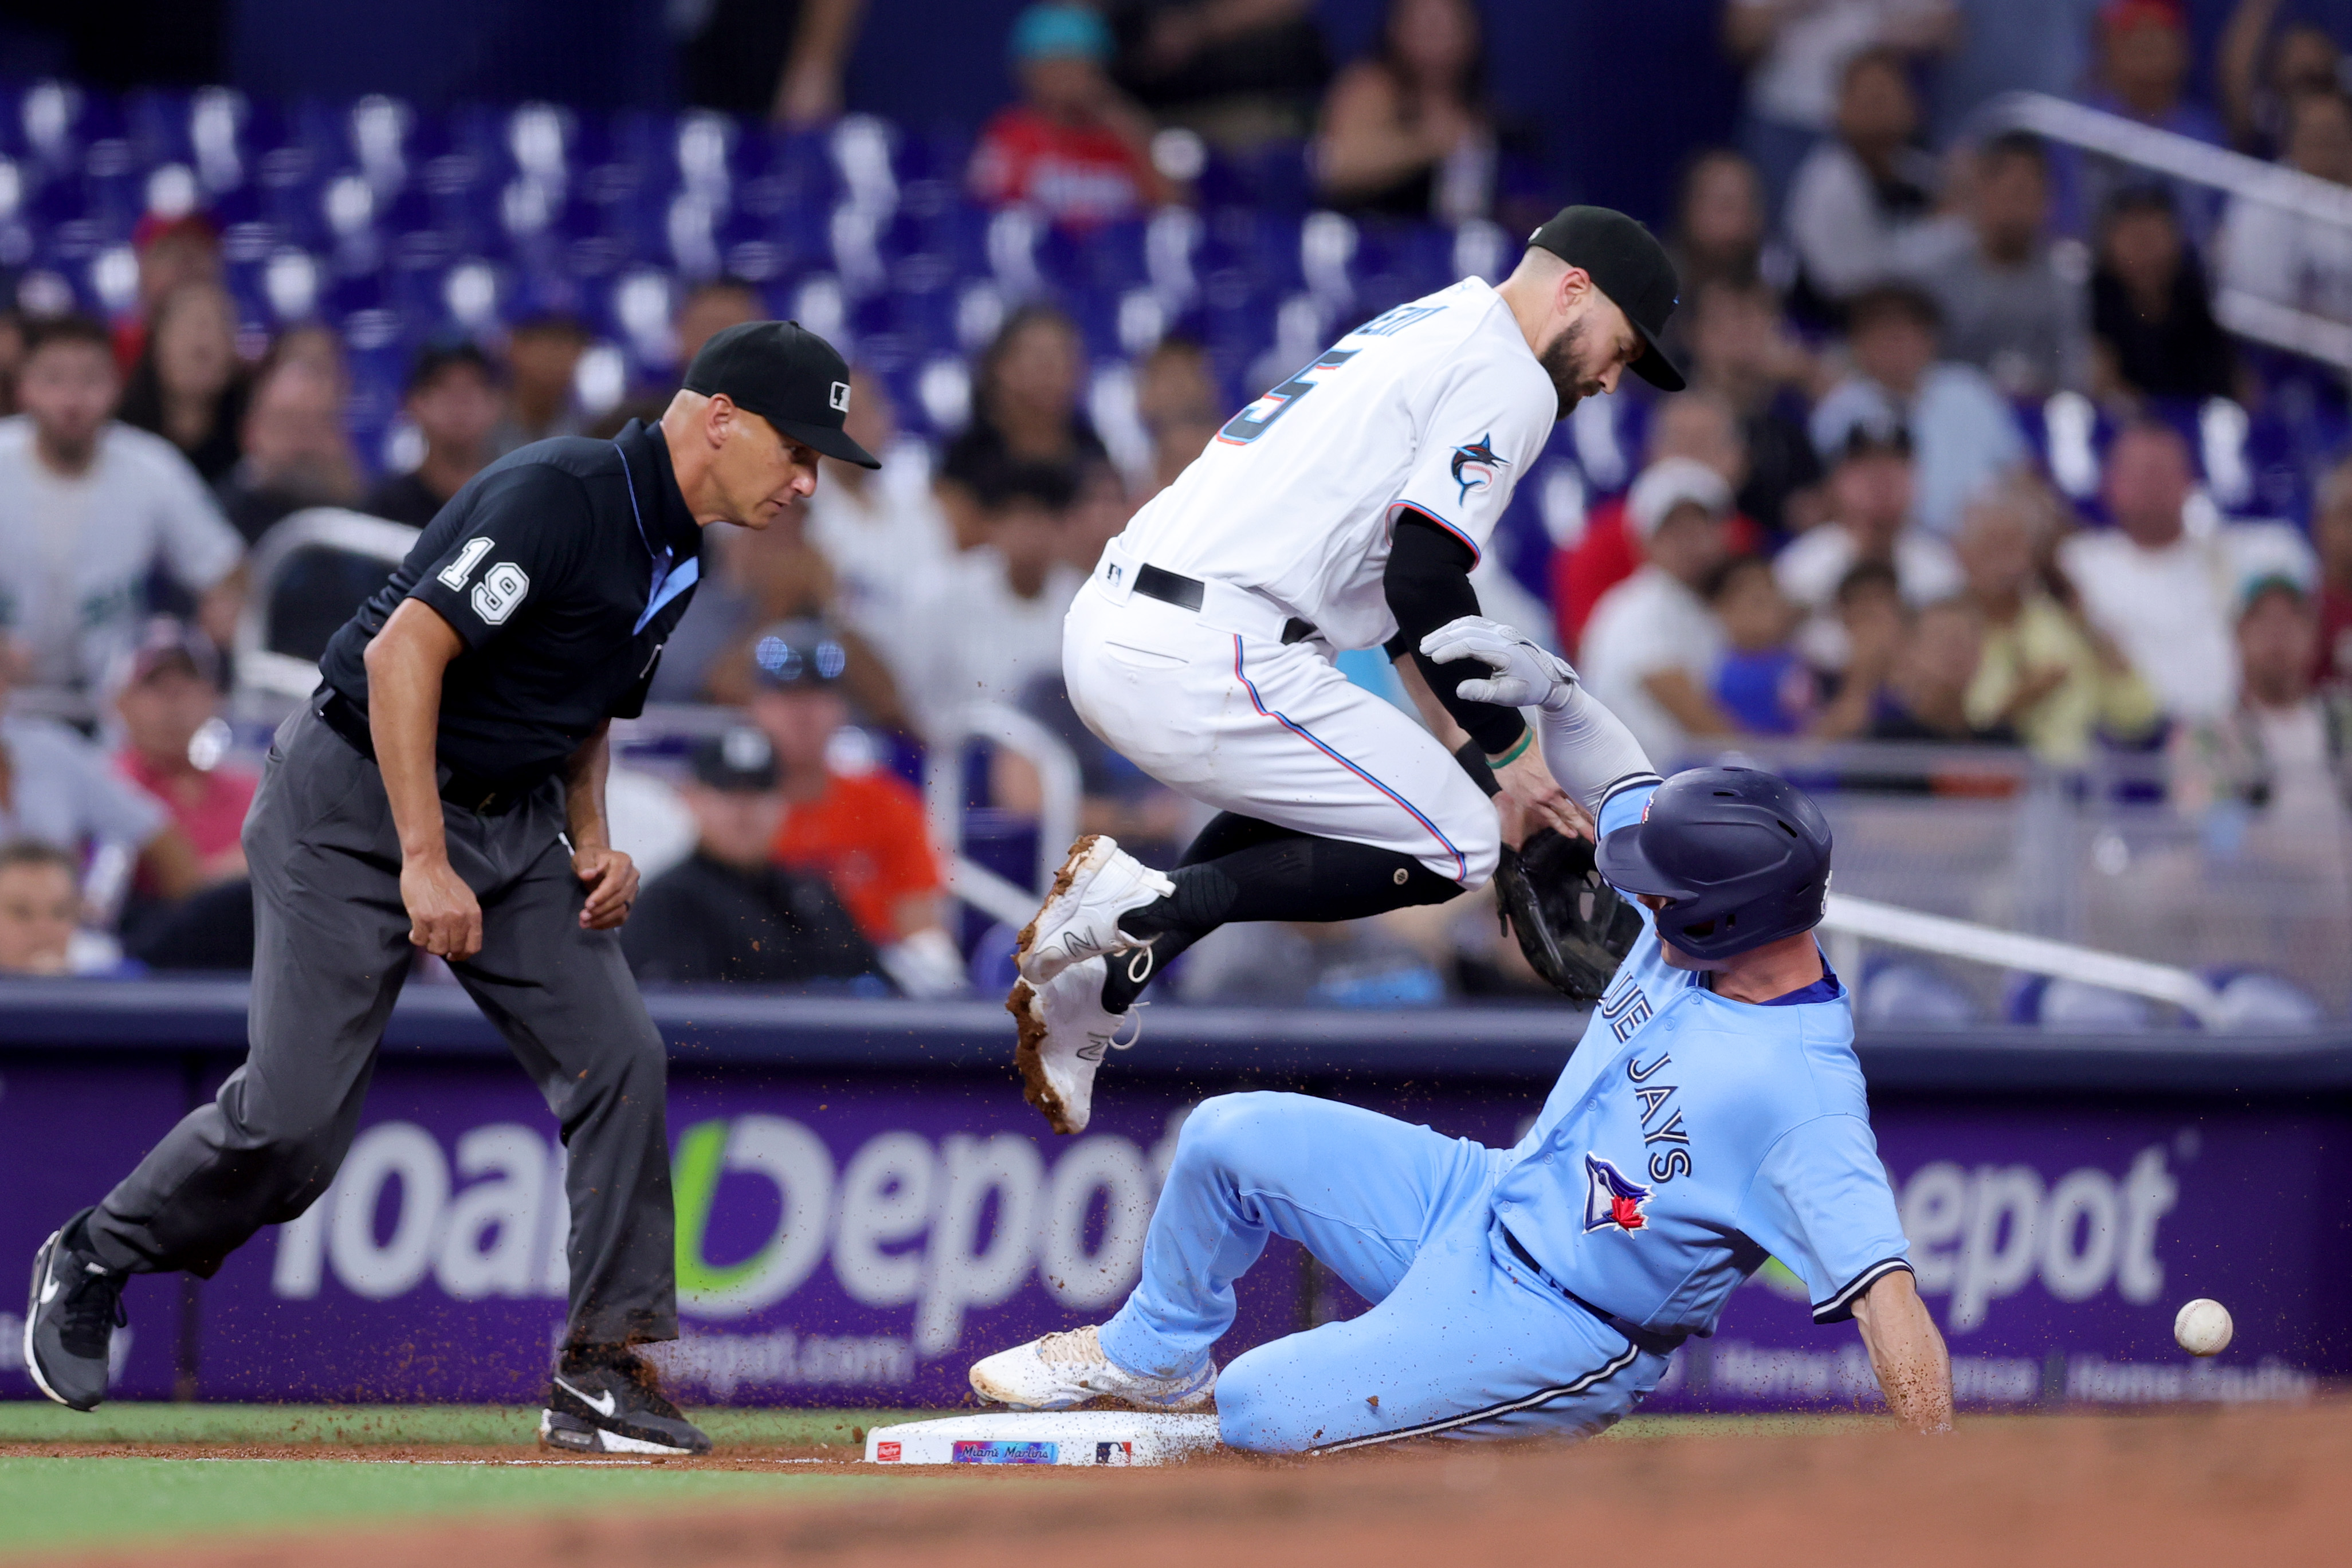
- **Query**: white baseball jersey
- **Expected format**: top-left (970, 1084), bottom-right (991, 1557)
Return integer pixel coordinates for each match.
top-left (1116, 278), bottom-right (1556, 651)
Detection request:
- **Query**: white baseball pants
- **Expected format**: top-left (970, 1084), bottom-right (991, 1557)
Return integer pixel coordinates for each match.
top-left (1062, 555), bottom-right (1499, 888)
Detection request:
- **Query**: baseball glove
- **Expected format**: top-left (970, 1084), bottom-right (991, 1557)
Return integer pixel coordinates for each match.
top-left (1493, 828), bottom-right (1643, 1002)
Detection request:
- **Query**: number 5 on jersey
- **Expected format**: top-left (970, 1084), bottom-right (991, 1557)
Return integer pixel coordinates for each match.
top-left (436, 536), bottom-right (531, 626)
top-left (1218, 348), bottom-right (1357, 446)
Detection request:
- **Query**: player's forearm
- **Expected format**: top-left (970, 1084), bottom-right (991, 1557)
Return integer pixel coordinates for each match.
top-left (1384, 515), bottom-right (1525, 754)
top-left (363, 603), bottom-right (463, 865)
top-left (1851, 1270), bottom-right (1952, 1434)
top-left (562, 722), bottom-right (614, 852)
top-left (1534, 682), bottom-right (1658, 814)
top-left (1392, 654), bottom-right (1471, 750)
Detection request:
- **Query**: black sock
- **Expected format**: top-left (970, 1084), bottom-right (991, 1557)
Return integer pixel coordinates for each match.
top-left (562, 1342), bottom-right (640, 1375)
top-left (1100, 828), bottom-right (1459, 1011)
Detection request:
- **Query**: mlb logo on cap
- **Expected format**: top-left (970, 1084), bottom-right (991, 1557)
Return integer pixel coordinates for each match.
top-left (683, 320), bottom-right (881, 469)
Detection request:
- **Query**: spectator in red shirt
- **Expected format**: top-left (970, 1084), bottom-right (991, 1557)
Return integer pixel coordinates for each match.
top-left (748, 620), bottom-right (968, 997)
top-left (971, 3), bottom-right (1176, 230)
top-left (1550, 392), bottom-right (1762, 658)
top-left (109, 619), bottom-right (255, 887)
top-left (2315, 455), bottom-right (2352, 685)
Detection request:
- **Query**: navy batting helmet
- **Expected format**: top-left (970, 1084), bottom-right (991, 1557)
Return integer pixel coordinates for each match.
top-left (1595, 767), bottom-right (1832, 961)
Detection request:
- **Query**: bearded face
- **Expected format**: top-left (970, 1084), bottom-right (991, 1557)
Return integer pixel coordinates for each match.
top-left (1535, 310), bottom-right (1633, 418)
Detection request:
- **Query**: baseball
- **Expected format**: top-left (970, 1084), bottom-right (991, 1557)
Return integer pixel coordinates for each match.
top-left (2174, 1298), bottom-right (2233, 1357)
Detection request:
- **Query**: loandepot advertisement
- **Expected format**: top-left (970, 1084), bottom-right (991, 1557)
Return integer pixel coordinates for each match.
top-left (0, 1059), bottom-right (2339, 1408)
top-left (180, 1067), bottom-right (1283, 1405)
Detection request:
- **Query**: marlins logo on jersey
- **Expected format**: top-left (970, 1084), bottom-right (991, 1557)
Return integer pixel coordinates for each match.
top-left (1450, 434), bottom-right (1506, 504)
top-left (1583, 1154), bottom-right (1652, 1233)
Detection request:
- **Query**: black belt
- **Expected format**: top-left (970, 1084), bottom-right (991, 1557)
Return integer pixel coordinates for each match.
top-left (315, 690), bottom-right (537, 817)
top-left (1502, 1227), bottom-right (1687, 1358)
top-left (1130, 563), bottom-right (1320, 645)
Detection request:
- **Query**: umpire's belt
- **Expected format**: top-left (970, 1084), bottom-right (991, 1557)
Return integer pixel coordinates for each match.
top-left (315, 689), bottom-right (537, 817)
top-left (1095, 539), bottom-right (1318, 645)
top-left (1498, 1221), bottom-right (1688, 1358)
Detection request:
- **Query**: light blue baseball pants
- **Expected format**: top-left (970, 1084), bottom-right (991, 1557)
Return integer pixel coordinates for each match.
top-left (1098, 1092), bottom-right (1670, 1453)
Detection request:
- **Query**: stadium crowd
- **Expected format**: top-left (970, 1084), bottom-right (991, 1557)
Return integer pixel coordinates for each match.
top-left (1, 0), bottom-right (2350, 1014)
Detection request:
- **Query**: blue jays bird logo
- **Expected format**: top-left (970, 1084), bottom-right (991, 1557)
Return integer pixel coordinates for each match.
top-left (1450, 434), bottom-right (1506, 505)
top-left (1582, 1154), bottom-right (1653, 1234)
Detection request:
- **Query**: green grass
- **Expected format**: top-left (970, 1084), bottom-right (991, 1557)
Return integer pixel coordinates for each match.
top-left (0, 1401), bottom-right (954, 1554)
top-left (0, 1401), bottom-right (1876, 1557)
top-left (0, 1456), bottom-right (917, 1554)
top-left (0, 1401), bottom-right (1870, 1450)
top-left (0, 1401), bottom-right (930, 1448)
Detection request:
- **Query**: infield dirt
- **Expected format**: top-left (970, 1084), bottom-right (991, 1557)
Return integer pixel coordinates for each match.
top-left (30, 1400), bottom-right (2352, 1568)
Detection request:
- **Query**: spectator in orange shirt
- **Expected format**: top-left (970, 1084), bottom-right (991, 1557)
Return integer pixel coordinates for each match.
top-left (1550, 392), bottom-right (1762, 658)
top-left (971, 3), bottom-right (1176, 230)
top-left (748, 619), bottom-right (968, 997)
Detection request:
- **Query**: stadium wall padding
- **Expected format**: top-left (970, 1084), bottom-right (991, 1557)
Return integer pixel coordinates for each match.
top-left (2, 982), bottom-right (2346, 1410)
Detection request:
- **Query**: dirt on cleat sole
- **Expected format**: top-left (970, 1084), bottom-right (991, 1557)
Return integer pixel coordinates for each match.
top-left (1015, 833), bottom-right (1105, 973)
top-left (1008, 979), bottom-right (1078, 1135)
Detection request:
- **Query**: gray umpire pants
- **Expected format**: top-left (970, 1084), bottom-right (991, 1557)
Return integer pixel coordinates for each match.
top-left (84, 704), bottom-right (678, 1350)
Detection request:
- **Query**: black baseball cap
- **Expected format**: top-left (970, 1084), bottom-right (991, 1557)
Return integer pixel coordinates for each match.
top-left (684, 320), bottom-right (882, 469)
top-left (689, 726), bottom-right (780, 791)
top-left (1526, 206), bottom-right (1686, 392)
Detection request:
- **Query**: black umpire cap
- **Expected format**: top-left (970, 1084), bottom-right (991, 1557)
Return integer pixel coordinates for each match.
top-left (684, 320), bottom-right (883, 469)
top-left (1526, 206), bottom-right (1686, 392)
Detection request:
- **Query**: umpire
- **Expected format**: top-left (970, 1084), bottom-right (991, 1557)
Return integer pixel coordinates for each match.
top-left (24, 321), bottom-right (879, 1456)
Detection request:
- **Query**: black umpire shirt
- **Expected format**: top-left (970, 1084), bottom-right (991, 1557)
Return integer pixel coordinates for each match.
top-left (320, 419), bottom-right (705, 786)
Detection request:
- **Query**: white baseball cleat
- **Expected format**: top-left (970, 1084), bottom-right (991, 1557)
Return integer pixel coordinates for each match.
top-left (1016, 835), bottom-right (1175, 985)
top-left (969, 1325), bottom-right (1216, 1413)
top-left (1008, 955), bottom-right (1138, 1135)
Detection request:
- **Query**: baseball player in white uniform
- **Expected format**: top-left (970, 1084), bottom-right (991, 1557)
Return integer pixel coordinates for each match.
top-left (1011, 207), bottom-right (1687, 1132)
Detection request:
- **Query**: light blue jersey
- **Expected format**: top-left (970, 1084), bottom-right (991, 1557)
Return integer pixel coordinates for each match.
top-left (1490, 784), bottom-right (1913, 1337)
top-left (1096, 781), bottom-right (1910, 1452)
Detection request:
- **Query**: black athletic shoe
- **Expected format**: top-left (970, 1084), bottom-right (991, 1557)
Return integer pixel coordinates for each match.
top-left (24, 1208), bottom-right (127, 1413)
top-left (540, 1350), bottom-right (712, 1456)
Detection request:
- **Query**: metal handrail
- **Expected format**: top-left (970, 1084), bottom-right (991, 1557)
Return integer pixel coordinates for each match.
top-left (1976, 91), bottom-right (2352, 371)
top-left (1980, 91), bottom-right (2352, 225)
top-left (231, 508), bottom-right (418, 701)
top-left (922, 701), bottom-right (1082, 922)
top-left (1818, 892), bottom-right (2227, 1028)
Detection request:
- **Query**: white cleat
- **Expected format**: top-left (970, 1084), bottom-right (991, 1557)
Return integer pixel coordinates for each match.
top-left (1016, 835), bottom-right (1175, 985)
top-left (969, 1325), bottom-right (1215, 1413)
top-left (1008, 956), bottom-right (1138, 1135)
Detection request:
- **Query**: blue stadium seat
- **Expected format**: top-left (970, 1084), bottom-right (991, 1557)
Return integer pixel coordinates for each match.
top-left (2004, 973), bottom-right (2158, 1030)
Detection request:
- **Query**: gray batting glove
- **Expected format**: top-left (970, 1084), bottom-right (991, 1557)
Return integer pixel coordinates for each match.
top-left (1419, 616), bottom-right (1580, 712)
